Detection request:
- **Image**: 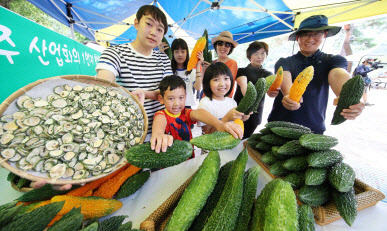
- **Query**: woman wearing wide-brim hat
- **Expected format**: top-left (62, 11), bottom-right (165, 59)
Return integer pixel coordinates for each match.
top-left (267, 15), bottom-right (365, 134)
top-left (202, 31), bottom-right (239, 98)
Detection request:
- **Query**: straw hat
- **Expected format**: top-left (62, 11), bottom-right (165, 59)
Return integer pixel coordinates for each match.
top-left (211, 31), bottom-right (238, 48)
top-left (289, 15), bottom-right (341, 41)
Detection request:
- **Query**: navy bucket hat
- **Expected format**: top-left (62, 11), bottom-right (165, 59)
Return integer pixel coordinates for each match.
top-left (289, 15), bottom-right (341, 41)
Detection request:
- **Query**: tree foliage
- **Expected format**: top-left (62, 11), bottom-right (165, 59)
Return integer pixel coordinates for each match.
top-left (6, 0), bottom-right (88, 44)
top-left (351, 16), bottom-right (387, 50)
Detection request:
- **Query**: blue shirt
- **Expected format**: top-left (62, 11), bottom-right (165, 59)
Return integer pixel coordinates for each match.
top-left (268, 50), bottom-right (348, 134)
top-left (354, 64), bottom-right (371, 77)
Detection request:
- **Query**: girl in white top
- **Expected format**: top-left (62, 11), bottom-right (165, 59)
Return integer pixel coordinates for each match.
top-left (164, 38), bottom-right (204, 108)
top-left (198, 62), bottom-right (250, 134)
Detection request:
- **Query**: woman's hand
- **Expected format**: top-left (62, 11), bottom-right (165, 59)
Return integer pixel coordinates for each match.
top-left (197, 51), bottom-right (204, 64)
top-left (31, 180), bottom-right (72, 191)
top-left (150, 134), bottom-right (174, 153)
top-left (158, 42), bottom-right (169, 54)
top-left (267, 87), bottom-right (280, 98)
top-left (282, 95), bottom-right (302, 111)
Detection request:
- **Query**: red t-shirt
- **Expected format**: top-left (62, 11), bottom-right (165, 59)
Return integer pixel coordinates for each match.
top-left (154, 108), bottom-right (197, 141)
top-left (155, 108), bottom-right (196, 158)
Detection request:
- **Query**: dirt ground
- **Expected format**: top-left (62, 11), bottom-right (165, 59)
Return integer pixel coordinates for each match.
top-left (192, 85), bottom-right (387, 200)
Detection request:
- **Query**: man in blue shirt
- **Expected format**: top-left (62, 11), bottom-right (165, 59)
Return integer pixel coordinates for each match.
top-left (268, 15), bottom-right (365, 134)
top-left (354, 57), bottom-right (375, 106)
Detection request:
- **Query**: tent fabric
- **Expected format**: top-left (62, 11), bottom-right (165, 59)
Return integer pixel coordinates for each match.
top-left (285, 0), bottom-right (387, 28)
top-left (26, 0), bottom-right (294, 48)
top-left (26, 0), bottom-right (387, 48)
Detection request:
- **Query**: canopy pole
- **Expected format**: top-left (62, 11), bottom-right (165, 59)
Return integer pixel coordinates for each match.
top-left (248, 0), bottom-right (294, 30)
top-left (173, 0), bottom-right (203, 35)
top-left (66, 3), bottom-right (75, 39)
top-left (235, 15), bottom-right (293, 42)
top-left (329, 0), bottom-right (378, 19)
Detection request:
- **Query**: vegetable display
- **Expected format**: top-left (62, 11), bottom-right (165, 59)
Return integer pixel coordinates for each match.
top-left (247, 120), bottom-right (359, 226)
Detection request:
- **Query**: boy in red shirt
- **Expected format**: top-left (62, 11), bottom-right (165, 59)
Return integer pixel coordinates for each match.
top-left (150, 75), bottom-right (243, 155)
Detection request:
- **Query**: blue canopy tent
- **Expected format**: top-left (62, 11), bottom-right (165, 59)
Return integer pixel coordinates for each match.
top-left (26, 0), bottom-right (387, 48)
top-left (26, 0), bottom-right (387, 49)
top-left (25, 0), bottom-right (295, 48)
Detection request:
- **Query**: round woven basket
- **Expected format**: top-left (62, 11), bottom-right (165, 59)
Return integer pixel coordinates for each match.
top-left (0, 75), bottom-right (148, 185)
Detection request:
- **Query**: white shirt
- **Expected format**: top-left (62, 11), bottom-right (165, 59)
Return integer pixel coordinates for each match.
top-left (175, 69), bottom-right (197, 107)
top-left (197, 96), bottom-right (237, 127)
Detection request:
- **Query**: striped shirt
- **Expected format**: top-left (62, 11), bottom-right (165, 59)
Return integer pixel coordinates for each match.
top-left (96, 43), bottom-right (172, 135)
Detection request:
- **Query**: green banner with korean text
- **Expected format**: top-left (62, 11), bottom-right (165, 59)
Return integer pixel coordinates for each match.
top-left (0, 7), bottom-right (101, 102)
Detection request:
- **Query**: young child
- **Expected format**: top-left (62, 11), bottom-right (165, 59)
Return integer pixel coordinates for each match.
top-left (198, 62), bottom-right (251, 135)
top-left (150, 75), bottom-right (243, 154)
top-left (160, 38), bottom-right (203, 108)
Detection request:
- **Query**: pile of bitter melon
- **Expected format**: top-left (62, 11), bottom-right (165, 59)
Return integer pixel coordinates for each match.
top-left (248, 121), bottom-right (357, 226)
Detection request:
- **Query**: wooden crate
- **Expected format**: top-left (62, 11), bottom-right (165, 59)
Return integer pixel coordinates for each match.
top-left (244, 141), bottom-right (385, 225)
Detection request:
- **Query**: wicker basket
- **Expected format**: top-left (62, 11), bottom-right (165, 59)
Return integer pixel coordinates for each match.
top-left (0, 75), bottom-right (148, 185)
top-left (140, 176), bottom-right (193, 231)
top-left (244, 141), bottom-right (385, 225)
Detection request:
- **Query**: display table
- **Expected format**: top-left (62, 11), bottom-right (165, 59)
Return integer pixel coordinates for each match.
top-left (1, 142), bottom-right (386, 230)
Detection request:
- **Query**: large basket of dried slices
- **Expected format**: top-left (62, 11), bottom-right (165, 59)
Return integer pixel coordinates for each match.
top-left (0, 75), bottom-right (148, 185)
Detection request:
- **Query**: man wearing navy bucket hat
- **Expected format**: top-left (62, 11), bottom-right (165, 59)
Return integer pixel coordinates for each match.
top-left (267, 15), bottom-right (365, 134)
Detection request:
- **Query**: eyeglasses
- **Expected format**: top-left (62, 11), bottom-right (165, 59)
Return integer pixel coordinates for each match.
top-left (217, 41), bottom-right (232, 48)
top-left (299, 31), bottom-right (325, 39)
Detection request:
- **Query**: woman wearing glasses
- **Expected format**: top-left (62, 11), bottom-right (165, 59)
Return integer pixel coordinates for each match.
top-left (203, 31), bottom-right (238, 98)
top-left (234, 41), bottom-right (273, 139)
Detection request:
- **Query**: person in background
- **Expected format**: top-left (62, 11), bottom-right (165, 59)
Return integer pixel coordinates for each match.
top-left (267, 15), bottom-right (365, 134)
top-left (198, 62), bottom-right (250, 135)
top-left (159, 38), bottom-right (204, 108)
top-left (353, 57), bottom-right (376, 106)
top-left (202, 31), bottom-right (238, 98)
top-left (234, 41), bottom-right (274, 139)
top-left (150, 75), bottom-right (243, 154)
